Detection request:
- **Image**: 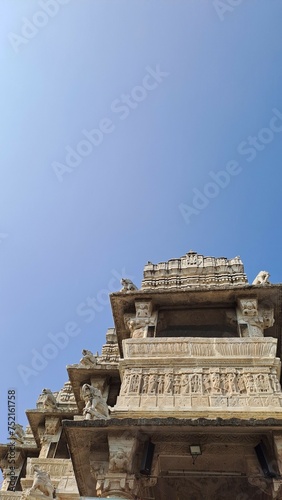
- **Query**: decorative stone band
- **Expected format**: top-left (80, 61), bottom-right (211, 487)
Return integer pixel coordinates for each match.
top-left (0, 494), bottom-right (22, 500)
top-left (26, 457), bottom-right (74, 478)
top-left (114, 367), bottom-right (282, 411)
top-left (142, 252), bottom-right (248, 290)
top-left (123, 337), bottom-right (278, 359)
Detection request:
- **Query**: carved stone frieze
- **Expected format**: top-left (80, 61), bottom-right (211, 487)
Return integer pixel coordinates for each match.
top-left (26, 458), bottom-right (74, 479)
top-left (115, 366), bottom-right (282, 411)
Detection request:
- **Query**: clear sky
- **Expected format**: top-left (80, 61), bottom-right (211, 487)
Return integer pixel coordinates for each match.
top-left (1, 0), bottom-right (282, 446)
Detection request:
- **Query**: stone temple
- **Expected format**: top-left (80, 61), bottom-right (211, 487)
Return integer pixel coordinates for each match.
top-left (1, 251), bottom-right (282, 499)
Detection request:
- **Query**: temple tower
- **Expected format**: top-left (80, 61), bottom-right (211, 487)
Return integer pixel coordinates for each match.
top-left (1, 251), bottom-right (282, 499)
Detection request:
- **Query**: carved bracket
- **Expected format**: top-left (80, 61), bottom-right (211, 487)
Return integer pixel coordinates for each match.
top-left (237, 298), bottom-right (275, 337)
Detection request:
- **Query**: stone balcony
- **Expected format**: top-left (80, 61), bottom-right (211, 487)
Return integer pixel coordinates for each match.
top-left (112, 337), bottom-right (282, 418)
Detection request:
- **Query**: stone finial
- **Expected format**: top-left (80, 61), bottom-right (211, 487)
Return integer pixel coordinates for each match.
top-left (252, 271), bottom-right (271, 285)
top-left (120, 278), bottom-right (138, 291)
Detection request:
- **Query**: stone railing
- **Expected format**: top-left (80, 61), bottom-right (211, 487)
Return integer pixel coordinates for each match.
top-left (123, 337), bottom-right (278, 359)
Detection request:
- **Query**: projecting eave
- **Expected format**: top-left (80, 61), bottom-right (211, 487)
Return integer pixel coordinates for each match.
top-left (110, 284), bottom-right (282, 356)
top-left (62, 415), bottom-right (282, 497)
top-left (67, 364), bottom-right (120, 411)
top-left (26, 409), bottom-right (77, 448)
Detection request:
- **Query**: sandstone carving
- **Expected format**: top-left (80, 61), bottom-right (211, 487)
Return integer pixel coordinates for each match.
top-left (237, 298), bottom-right (275, 337)
top-left (123, 337), bottom-right (277, 358)
top-left (238, 299), bottom-right (258, 317)
top-left (27, 466), bottom-right (55, 498)
top-left (38, 389), bottom-right (58, 411)
top-left (9, 423), bottom-right (25, 444)
top-left (252, 270), bottom-right (271, 285)
top-left (116, 366), bottom-right (282, 410)
top-left (109, 450), bottom-right (128, 472)
top-left (57, 381), bottom-right (76, 404)
top-left (81, 383), bottom-right (109, 420)
top-left (79, 349), bottom-right (98, 366)
top-left (124, 300), bottom-right (157, 338)
top-left (142, 251), bottom-right (248, 289)
top-left (1, 250), bottom-right (282, 500)
top-left (120, 278), bottom-right (138, 291)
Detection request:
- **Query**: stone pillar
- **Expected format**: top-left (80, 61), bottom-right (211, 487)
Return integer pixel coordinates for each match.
top-left (96, 472), bottom-right (137, 499)
top-left (38, 416), bottom-right (61, 458)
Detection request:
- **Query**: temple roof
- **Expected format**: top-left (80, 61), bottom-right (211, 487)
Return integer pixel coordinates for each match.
top-left (142, 250), bottom-right (248, 290)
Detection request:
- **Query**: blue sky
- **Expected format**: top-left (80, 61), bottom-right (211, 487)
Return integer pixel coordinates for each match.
top-left (1, 0), bottom-right (282, 445)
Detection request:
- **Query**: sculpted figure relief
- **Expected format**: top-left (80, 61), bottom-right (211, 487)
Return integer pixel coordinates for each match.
top-left (270, 370), bottom-right (281, 392)
top-left (39, 389), bottom-right (58, 411)
top-left (257, 374), bottom-right (270, 393)
top-left (164, 373), bottom-right (173, 394)
top-left (237, 297), bottom-right (274, 337)
top-left (79, 349), bottom-right (98, 367)
top-left (122, 374), bottom-right (131, 394)
top-left (252, 271), bottom-right (271, 285)
top-left (120, 278), bottom-right (138, 291)
top-left (129, 373), bottom-right (140, 393)
top-left (9, 423), bottom-right (25, 444)
top-left (158, 375), bottom-right (165, 394)
top-left (142, 374), bottom-right (149, 394)
top-left (126, 318), bottom-right (147, 339)
top-left (109, 449), bottom-right (129, 472)
top-left (174, 375), bottom-right (182, 394)
top-left (148, 374), bottom-right (158, 394)
top-left (28, 466), bottom-right (55, 498)
top-left (240, 299), bottom-right (258, 316)
top-left (81, 383), bottom-right (109, 420)
top-left (226, 372), bottom-right (238, 394)
top-left (203, 374), bottom-right (212, 394)
top-left (118, 369), bottom-right (281, 406)
top-left (181, 374), bottom-right (190, 394)
top-left (190, 374), bottom-right (200, 393)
